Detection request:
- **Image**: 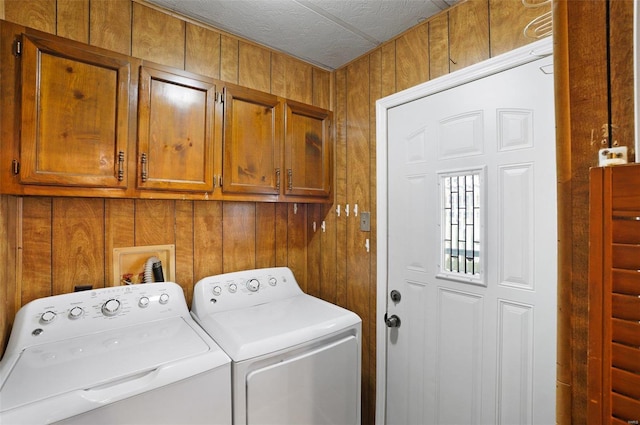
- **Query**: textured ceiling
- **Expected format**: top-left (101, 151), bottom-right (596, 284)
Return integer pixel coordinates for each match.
top-left (145, 0), bottom-right (459, 70)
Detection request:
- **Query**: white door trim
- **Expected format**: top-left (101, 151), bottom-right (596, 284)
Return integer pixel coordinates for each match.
top-left (375, 37), bottom-right (553, 424)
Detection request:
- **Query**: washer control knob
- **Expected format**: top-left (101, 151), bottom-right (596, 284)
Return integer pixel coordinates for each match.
top-left (159, 293), bottom-right (170, 305)
top-left (228, 283), bottom-right (238, 293)
top-left (246, 278), bottom-right (260, 292)
top-left (102, 299), bottom-right (121, 316)
top-left (268, 277), bottom-right (277, 286)
top-left (68, 306), bottom-right (84, 319)
top-left (40, 310), bottom-right (57, 324)
top-left (212, 286), bottom-right (222, 296)
top-left (138, 296), bottom-right (150, 308)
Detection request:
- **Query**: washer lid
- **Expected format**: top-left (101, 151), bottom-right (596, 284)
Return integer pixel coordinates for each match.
top-left (195, 294), bottom-right (361, 361)
top-left (0, 317), bottom-right (217, 412)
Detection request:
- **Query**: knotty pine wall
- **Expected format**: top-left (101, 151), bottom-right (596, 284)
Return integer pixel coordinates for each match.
top-left (1, 1), bottom-right (634, 424)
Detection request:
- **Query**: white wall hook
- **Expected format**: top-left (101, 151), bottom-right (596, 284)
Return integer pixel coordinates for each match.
top-left (321, 221), bottom-right (326, 232)
top-left (365, 238), bottom-right (370, 253)
top-left (354, 204), bottom-right (358, 217)
top-left (294, 203), bottom-right (298, 214)
top-left (313, 222), bottom-right (316, 232)
top-left (345, 204), bottom-right (350, 217)
top-left (336, 204), bottom-right (341, 217)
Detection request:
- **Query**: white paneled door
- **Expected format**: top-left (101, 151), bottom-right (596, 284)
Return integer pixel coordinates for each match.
top-left (377, 40), bottom-right (556, 425)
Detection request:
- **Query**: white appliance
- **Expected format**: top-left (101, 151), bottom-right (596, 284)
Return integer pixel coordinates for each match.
top-left (0, 282), bottom-right (232, 425)
top-left (191, 267), bottom-right (362, 425)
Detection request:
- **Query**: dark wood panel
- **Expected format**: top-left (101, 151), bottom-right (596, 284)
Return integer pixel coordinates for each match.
top-left (222, 202), bottom-right (256, 272)
top-left (275, 203), bottom-right (289, 266)
top-left (428, 12), bottom-right (449, 80)
top-left (220, 35), bottom-right (239, 83)
top-left (286, 203), bottom-right (307, 291)
top-left (134, 199), bottom-right (176, 246)
top-left (334, 68), bottom-right (348, 310)
top-left (175, 200), bottom-right (194, 303)
top-left (132, 2), bottom-right (185, 69)
top-left (185, 23), bottom-right (221, 79)
top-left (395, 22), bottom-right (428, 91)
top-left (193, 201), bottom-right (223, 279)
top-left (255, 203), bottom-right (276, 268)
top-left (52, 198), bottom-right (104, 294)
top-left (89, 0), bottom-right (131, 55)
top-left (306, 205), bottom-right (321, 297)
top-left (4, 0), bottom-right (55, 33)
top-left (312, 68), bottom-right (331, 110)
top-left (271, 53), bottom-right (313, 104)
top-left (20, 197), bottom-right (52, 304)
top-left (239, 41), bottom-right (271, 92)
top-left (105, 199), bottom-right (135, 286)
top-left (56, 0), bottom-right (88, 42)
top-left (449, 0), bottom-right (490, 71)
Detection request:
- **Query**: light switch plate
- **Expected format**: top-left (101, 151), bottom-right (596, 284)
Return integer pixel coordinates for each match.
top-left (360, 212), bottom-right (371, 232)
top-left (112, 244), bottom-right (175, 285)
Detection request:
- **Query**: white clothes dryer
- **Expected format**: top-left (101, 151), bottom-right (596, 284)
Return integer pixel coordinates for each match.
top-left (0, 282), bottom-right (232, 425)
top-left (191, 267), bottom-right (362, 425)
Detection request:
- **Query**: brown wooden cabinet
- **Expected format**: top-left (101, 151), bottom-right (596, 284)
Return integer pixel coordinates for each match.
top-left (283, 100), bottom-right (332, 199)
top-left (137, 63), bottom-right (218, 193)
top-left (18, 30), bottom-right (131, 190)
top-left (221, 84), bottom-right (282, 199)
top-left (589, 164), bottom-right (640, 424)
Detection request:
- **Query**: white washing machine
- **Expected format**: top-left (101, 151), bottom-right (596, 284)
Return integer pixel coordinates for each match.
top-left (0, 282), bottom-right (232, 425)
top-left (191, 267), bottom-right (362, 425)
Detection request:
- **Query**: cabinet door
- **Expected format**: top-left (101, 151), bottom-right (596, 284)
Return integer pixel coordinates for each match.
top-left (19, 33), bottom-right (130, 188)
top-left (137, 64), bottom-right (216, 192)
top-left (284, 101), bottom-right (332, 198)
top-left (222, 85), bottom-right (282, 197)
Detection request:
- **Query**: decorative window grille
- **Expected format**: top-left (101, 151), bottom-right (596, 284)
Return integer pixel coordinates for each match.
top-left (439, 169), bottom-right (484, 284)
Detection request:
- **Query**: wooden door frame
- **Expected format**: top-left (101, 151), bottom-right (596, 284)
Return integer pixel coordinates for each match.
top-left (374, 37), bottom-right (553, 424)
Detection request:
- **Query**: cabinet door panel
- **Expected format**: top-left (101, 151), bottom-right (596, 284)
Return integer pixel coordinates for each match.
top-left (222, 85), bottom-right (281, 196)
top-left (20, 33), bottom-right (130, 188)
top-left (285, 101), bottom-right (332, 198)
top-left (137, 64), bottom-right (215, 192)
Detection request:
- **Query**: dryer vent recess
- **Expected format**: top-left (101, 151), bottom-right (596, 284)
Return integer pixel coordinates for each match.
top-left (112, 244), bottom-right (176, 286)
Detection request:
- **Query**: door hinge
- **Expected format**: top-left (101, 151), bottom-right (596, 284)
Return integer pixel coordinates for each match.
top-left (14, 39), bottom-right (22, 57)
top-left (11, 160), bottom-right (20, 175)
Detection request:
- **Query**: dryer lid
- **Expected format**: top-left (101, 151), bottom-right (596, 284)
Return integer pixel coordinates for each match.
top-left (195, 294), bottom-right (361, 361)
top-left (0, 317), bottom-right (217, 412)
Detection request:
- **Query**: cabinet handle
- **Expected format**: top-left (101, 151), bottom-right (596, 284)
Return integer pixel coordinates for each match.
top-left (276, 168), bottom-right (281, 191)
top-left (141, 153), bottom-right (148, 183)
top-left (287, 169), bottom-right (293, 191)
top-left (117, 151), bottom-right (125, 182)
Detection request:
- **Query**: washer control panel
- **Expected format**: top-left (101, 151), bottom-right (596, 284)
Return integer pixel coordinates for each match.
top-left (191, 267), bottom-right (304, 314)
top-left (8, 282), bottom-right (188, 349)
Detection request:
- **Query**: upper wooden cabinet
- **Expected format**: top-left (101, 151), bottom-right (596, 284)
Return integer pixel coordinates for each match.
top-left (221, 84), bottom-right (282, 198)
top-left (137, 63), bottom-right (217, 193)
top-left (284, 100), bottom-right (332, 198)
top-left (18, 31), bottom-right (131, 189)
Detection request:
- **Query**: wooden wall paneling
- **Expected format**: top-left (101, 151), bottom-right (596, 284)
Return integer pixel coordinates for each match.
top-left (286, 203), bottom-right (307, 291)
top-left (56, 0), bottom-right (88, 42)
top-left (239, 41), bottom-right (271, 92)
top-left (319, 204), bottom-right (337, 304)
top-left (3, 0), bottom-right (55, 33)
top-left (89, 0), bottom-right (131, 55)
top-left (132, 2), bottom-right (185, 69)
top-left (185, 23), bottom-right (221, 79)
top-left (105, 199), bottom-right (135, 287)
top-left (334, 68), bottom-right (348, 309)
top-left (312, 68), bottom-right (331, 109)
top-left (564, 2), bottom-right (610, 422)
top-left (52, 198), bottom-right (105, 294)
top-left (0, 196), bottom-right (19, 354)
top-left (306, 205), bottom-right (320, 297)
top-left (270, 53), bottom-right (313, 103)
top-left (346, 55), bottom-right (373, 425)
top-left (380, 43), bottom-right (396, 97)
top-left (274, 203), bottom-right (289, 266)
top-left (609, 0), bottom-right (635, 158)
top-left (134, 199), bottom-right (176, 245)
top-left (175, 200), bottom-right (194, 303)
top-left (220, 35), bottom-right (239, 83)
top-left (255, 203), bottom-right (276, 269)
top-left (395, 21), bottom-right (429, 92)
top-left (222, 202), bottom-right (256, 272)
top-left (448, 0), bottom-right (490, 71)
top-left (488, 0), bottom-right (549, 57)
top-left (428, 12), bottom-right (450, 80)
top-left (193, 201), bottom-right (223, 279)
top-left (1, 0), bottom-right (4, 19)
top-left (20, 197), bottom-right (52, 304)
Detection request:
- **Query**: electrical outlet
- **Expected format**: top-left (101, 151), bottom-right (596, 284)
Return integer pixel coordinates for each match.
top-left (599, 146), bottom-right (628, 166)
top-left (112, 244), bottom-right (175, 286)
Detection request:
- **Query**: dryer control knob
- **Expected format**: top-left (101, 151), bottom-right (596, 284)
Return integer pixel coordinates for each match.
top-left (40, 310), bottom-right (57, 324)
top-left (159, 293), bottom-right (170, 305)
top-left (138, 297), bottom-right (150, 308)
top-left (246, 278), bottom-right (260, 292)
top-left (228, 283), bottom-right (237, 293)
top-left (102, 299), bottom-right (121, 316)
top-left (213, 286), bottom-right (222, 296)
top-left (268, 277), bottom-right (277, 286)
